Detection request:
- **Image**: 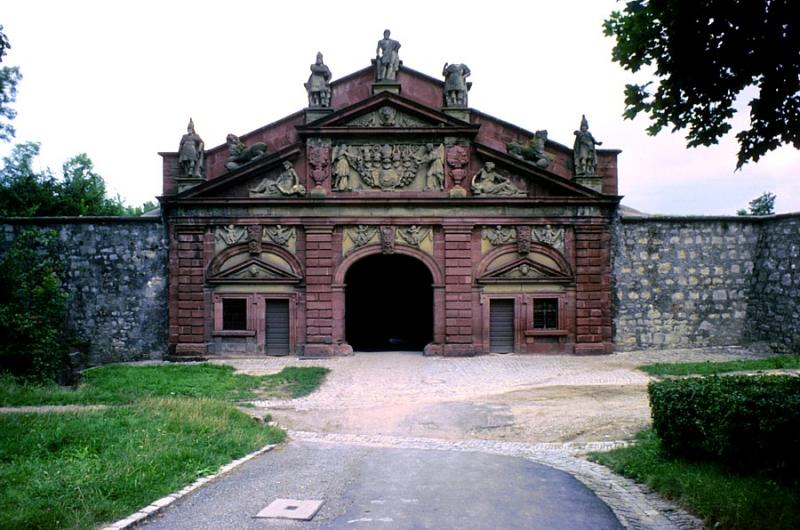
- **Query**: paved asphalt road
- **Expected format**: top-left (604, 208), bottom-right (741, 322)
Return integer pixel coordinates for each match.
top-left (142, 440), bottom-right (622, 530)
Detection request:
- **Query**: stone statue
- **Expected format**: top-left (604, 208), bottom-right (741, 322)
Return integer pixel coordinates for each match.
top-left (178, 118), bottom-right (204, 178)
top-left (470, 162), bottom-right (525, 197)
top-left (506, 130), bottom-right (550, 168)
top-left (304, 52), bottom-right (332, 108)
top-left (250, 161), bottom-right (306, 197)
top-left (375, 29), bottom-right (401, 81)
top-left (422, 143), bottom-right (444, 191)
top-left (225, 134), bottom-right (268, 171)
top-left (332, 144), bottom-right (352, 191)
top-left (442, 63), bottom-right (471, 107)
top-left (573, 115), bottom-right (602, 176)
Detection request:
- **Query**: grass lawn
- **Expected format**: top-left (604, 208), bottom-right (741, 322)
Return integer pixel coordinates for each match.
top-left (638, 355), bottom-right (800, 376)
top-left (0, 398), bottom-right (285, 529)
top-left (0, 363), bottom-right (329, 529)
top-left (0, 363), bottom-right (329, 406)
top-left (591, 430), bottom-right (800, 530)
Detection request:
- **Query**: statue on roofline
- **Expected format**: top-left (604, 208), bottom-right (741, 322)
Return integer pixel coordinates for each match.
top-left (178, 118), bottom-right (204, 178)
top-left (573, 114), bottom-right (602, 176)
top-left (375, 29), bottom-right (401, 81)
top-left (442, 63), bottom-right (471, 107)
top-left (305, 52), bottom-right (332, 108)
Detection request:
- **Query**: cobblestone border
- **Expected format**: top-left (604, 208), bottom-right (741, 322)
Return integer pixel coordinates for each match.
top-left (99, 444), bottom-right (277, 530)
top-left (290, 431), bottom-right (703, 530)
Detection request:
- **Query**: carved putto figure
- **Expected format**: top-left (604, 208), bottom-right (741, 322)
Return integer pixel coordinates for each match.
top-left (332, 144), bottom-right (353, 191)
top-left (482, 225), bottom-right (516, 246)
top-left (216, 224), bottom-right (247, 246)
top-left (305, 52), bottom-right (332, 108)
top-left (349, 225), bottom-right (378, 248)
top-left (573, 115), bottom-right (602, 176)
top-left (178, 118), bottom-right (204, 178)
top-left (422, 143), bottom-right (445, 191)
top-left (471, 162), bottom-right (525, 197)
top-left (532, 224), bottom-right (564, 250)
top-left (262, 225), bottom-right (295, 247)
top-left (225, 134), bottom-right (268, 171)
top-left (397, 225), bottom-right (431, 247)
top-left (442, 63), bottom-right (471, 107)
top-left (375, 29), bottom-right (401, 81)
top-left (506, 130), bottom-right (550, 168)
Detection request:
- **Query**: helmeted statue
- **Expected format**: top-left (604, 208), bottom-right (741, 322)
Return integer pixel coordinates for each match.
top-left (375, 29), bottom-right (401, 81)
top-left (573, 115), bottom-right (602, 176)
top-left (305, 52), bottom-right (332, 108)
top-left (178, 118), bottom-right (204, 178)
top-left (225, 134), bottom-right (268, 171)
top-left (442, 63), bottom-right (471, 107)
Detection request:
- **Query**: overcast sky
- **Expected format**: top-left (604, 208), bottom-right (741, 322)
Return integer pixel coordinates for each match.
top-left (3, 0), bottom-right (799, 214)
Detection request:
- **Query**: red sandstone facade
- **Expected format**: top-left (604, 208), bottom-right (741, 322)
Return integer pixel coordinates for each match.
top-left (160, 64), bottom-right (620, 357)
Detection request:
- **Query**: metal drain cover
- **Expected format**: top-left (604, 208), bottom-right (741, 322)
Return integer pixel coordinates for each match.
top-left (255, 498), bottom-right (324, 520)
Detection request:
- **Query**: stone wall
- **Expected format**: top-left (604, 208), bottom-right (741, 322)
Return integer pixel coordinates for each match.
top-left (1, 218), bottom-right (168, 365)
top-left (613, 216), bottom-right (761, 350)
top-left (744, 215), bottom-right (800, 352)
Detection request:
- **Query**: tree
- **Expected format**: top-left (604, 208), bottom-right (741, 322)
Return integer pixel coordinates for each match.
top-left (0, 142), bottom-right (152, 216)
top-left (0, 25), bottom-right (22, 142)
top-left (604, 1), bottom-right (800, 169)
top-left (737, 192), bottom-right (776, 216)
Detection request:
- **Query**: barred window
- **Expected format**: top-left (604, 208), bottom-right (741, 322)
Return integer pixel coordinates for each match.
top-left (532, 298), bottom-right (559, 329)
top-left (222, 299), bottom-right (248, 330)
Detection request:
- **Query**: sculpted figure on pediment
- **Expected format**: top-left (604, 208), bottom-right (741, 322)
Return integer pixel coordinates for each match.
top-left (249, 161), bottom-right (306, 197)
top-left (375, 29), bottom-right (401, 81)
top-left (422, 143), bottom-right (445, 191)
top-left (507, 130), bottom-right (551, 168)
top-left (225, 134), bottom-right (268, 171)
top-left (573, 115), bottom-right (602, 176)
top-left (178, 118), bottom-right (204, 178)
top-left (305, 52), bottom-right (332, 108)
top-left (348, 106), bottom-right (427, 128)
top-left (471, 162), bottom-right (525, 197)
top-left (332, 144), bottom-right (354, 191)
top-left (343, 143), bottom-right (426, 190)
top-left (442, 63), bottom-right (471, 107)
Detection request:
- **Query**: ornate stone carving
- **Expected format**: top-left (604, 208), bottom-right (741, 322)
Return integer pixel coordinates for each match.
top-left (178, 118), bottom-right (204, 178)
top-left (375, 29), bottom-right (401, 81)
top-left (347, 225), bottom-right (378, 248)
top-left (517, 225), bottom-right (531, 255)
top-left (397, 225), bottom-right (431, 247)
top-left (247, 225), bottom-right (262, 255)
top-left (422, 144), bottom-right (444, 191)
top-left (335, 143), bottom-right (427, 190)
top-left (573, 115), bottom-right (602, 176)
top-left (532, 225), bottom-right (565, 251)
top-left (348, 106), bottom-right (427, 128)
top-left (215, 225), bottom-right (247, 246)
top-left (262, 225), bottom-right (295, 248)
top-left (482, 225), bottom-right (516, 246)
top-left (305, 52), bottom-right (332, 108)
top-left (446, 145), bottom-right (469, 197)
top-left (471, 162), bottom-right (525, 197)
top-left (380, 226), bottom-right (396, 254)
top-left (225, 134), bottom-right (267, 171)
top-left (308, 145), bottom-right (330, 188)
top-left (442, 63), bottom-right (471, 107)
top-left (249, 161), bottom-right (306, 197)
top-left (507, 130), bottom-right (551, 168)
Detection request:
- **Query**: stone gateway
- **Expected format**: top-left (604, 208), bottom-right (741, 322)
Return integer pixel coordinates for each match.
top-left (159, 33), bottom-right (620, 358)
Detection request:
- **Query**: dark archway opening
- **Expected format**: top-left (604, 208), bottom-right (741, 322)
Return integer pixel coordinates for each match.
top-left (345, 254), bottom-right (433, 351)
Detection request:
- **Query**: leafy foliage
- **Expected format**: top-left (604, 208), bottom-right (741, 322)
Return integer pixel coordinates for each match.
top-left (0, 229), bottom-right (73, 381)
top-left (604, 1), bottom-right (800, 168)
top-left (0, 25), bottom-right (21, 142)
top-left (0, 142), bottom-right (152, 216)
top-left (649, 375), bottom-right (800, 480)
top-left (737, 191), bottom-right (776, 216)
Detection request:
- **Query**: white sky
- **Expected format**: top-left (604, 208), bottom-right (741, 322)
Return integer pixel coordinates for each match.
top-left (3, 0), bottom-right (799, 214)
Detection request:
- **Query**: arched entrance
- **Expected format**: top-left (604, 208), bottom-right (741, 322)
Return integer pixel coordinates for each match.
top-left (345, 254), bottom-right (433, 351)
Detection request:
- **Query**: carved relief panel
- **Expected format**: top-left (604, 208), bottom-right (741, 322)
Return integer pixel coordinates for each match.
top-left (331, 143), bottom-right (444, 192)
top-left (342, 225), bottom-right (434, 256)
top-left (480, 225), bottom-right (565, 254)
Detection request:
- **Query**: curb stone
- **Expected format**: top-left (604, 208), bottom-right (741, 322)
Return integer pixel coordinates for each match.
top-left (289, 431), bottom-right (703, 530)
top-left (99, 443), bottom-right (277, 530)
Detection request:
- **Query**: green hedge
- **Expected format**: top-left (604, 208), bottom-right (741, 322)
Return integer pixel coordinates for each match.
top-left (649, 376), bottom-right (800, 480)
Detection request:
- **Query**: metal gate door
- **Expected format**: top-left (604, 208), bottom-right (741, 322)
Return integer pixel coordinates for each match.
top-left (265, 300), bottom-right (290, 355)
top-left (489, 299), bottom-right (514, 353)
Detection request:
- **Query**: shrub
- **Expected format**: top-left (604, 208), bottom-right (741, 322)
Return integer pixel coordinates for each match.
top-left (649, 376), bottom-right (800, 480)
top-left (0, 228), bottom-right (73, 381)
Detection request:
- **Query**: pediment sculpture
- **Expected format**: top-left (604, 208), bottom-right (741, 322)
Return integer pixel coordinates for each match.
top-left (470, 162), bottom-right (525, 197)
top-left (507, 130), bottom-right (551, 169)
top-left (334, 143), bottom-right (427, 191)
top-left (178, 118), bottom-right (204, 178)
top-left (225, 134), bottom-right (268, 171)
top-left (573, 115), bottom-right (602, 177)
top-left (347, 106), bottom-right (428, 128)
top-left (249, 161), bottom-right (307, 197)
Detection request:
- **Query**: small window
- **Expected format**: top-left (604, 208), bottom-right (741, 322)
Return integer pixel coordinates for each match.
top-left (533, 298), bottom-right (559, 329)
top-left (222, 299), bottom-right (248, 330)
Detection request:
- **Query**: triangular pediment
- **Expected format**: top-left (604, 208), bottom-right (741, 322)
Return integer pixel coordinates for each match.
top-left (472, 144), bottom-right (606, 199)
top-left (298, 92), bottom-right (476, 131)
top-left (176, 144), bottom-right (303, 200)
top-left (478, 256), bottom-right (572, 284)
top-left (207, 256), bottom-right (302, 284)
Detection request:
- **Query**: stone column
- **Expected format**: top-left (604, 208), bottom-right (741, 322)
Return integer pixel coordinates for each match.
top-left (574, 225), bottom-right (612, 354)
